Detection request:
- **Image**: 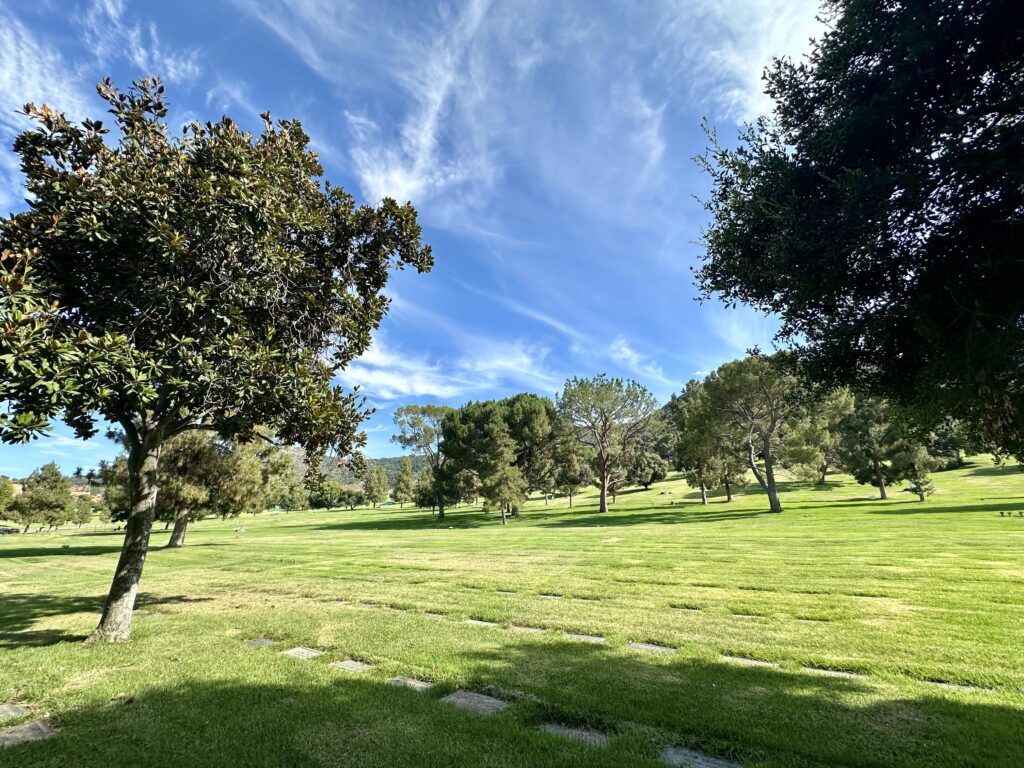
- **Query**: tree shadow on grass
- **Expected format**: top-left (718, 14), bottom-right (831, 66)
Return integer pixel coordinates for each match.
top-left (0, 592), bottom-right (213, 649)
top-left (455, 637), bottom-right (1024, 768)
top-left (0, 541), bottom-right (222, 559)
top-left (9, 639), bottom-right (1022, 768)
top-left (313, 504), bottom-right (778, 533)
top-left (0, 593), bottom-right (103, 648)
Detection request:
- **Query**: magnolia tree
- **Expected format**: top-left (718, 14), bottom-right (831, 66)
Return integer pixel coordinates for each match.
top-left (0, 79), bottom-right (432, 641)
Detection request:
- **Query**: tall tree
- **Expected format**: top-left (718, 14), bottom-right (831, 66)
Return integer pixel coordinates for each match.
top-left (552, 419), bottom-right (592, 508)
top-left (393, 457), bottom-right (415, 507)
top-left (0, 78), bottom-right (432, 641)
top-left (441, 401), bottom-right (527, 524)
top-left (697, 0), bottom-right (1024, 455)
top-left (670, 380), bottom-right (722, 505)
top-left (557, 376), bottom-right (658, 514)
top-left (391, 404), bottom-right (453, 519)
top-left (363, 464), bottom-right (388, 508)
top-left (0, 476), bottom-right (14, 519)
top-left (503, 393), bottom-right (557, 498)
top-left (10, 462), bottom-right (73, 532)
top-left (704, 355), bottom-right (810, 513)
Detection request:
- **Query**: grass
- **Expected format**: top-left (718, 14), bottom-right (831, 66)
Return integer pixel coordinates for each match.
top-left (1, 458), bottom-right (1023, 767)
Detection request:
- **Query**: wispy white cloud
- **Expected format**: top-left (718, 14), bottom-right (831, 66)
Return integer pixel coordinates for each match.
top-left (82, 0), bottom-right (202, 85)
top-left (0, 5), bottom-right (93, 213)
top-left (657, 0), bottom-right (822, 122)
top-left (609, 336), bottom-right (675, 388)
top-left (335, 334), bottom-right (560, 402)
top-left (705, 305), bottom-right (778, 356)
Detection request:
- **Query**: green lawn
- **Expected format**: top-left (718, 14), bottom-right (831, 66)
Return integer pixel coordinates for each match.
top-left (2, 459), bottom-right (1023, 767)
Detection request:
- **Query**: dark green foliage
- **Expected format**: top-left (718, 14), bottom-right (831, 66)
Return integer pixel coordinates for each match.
top-left (441, 400), bottom-right (527, 524)
top-left (502, 393), bottom-right (558, 494)
top-left (9, 462), bottom-right (73, 531)
top-left (697, 0), bottom-right (1024, 455)
top-left (836, 397), bottom-right (938, 500)
top-left (412, 468), bottom-right (437, 510)
top-left (626, 449), bottom-right (669, 490)
top-left (392, 457), bottom-right (415, 507)
top-left (309, 481), bottom-right (347, 510)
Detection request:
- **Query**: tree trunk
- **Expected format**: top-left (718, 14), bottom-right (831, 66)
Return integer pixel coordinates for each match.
top-left (568, 491), bottom-right (573, 508)
top-left (88, 433), bottom-right (161, 643)
top-left (817, 462), bottom-right (829, 485)
top-left (700, 480), bottom-right (708, 505)
top-left (917, 489), bottom-right (925, 502)
top-left (875, 466), bottom-right (887, 500)
top-left (167, 508), bottom-right (189, 548)
top-left (725, 479), bottom-right (733, 502)
top-left (500, 502), bottom-right (507, 526)
top-left (437, 498), bottom-right (445, 520)
top-left (763, 445), bottom-right (782, 513)
top-left (598, 473), bottom-right (609, 513)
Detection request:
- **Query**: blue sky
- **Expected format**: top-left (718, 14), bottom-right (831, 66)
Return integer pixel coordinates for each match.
top-left (0, 0), bottom-right (820, 476)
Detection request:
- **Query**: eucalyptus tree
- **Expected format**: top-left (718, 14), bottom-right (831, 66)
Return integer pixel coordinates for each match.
top-left (0, 78), bottom-right (432, 642)
top-left (392, 404), bottom-right (454, 518)
top-left (557, 376), bottom-right (659, 514)
top-left (697, 0), bottom-right (1024, 456)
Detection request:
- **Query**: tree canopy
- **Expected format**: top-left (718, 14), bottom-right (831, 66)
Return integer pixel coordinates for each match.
top-left (0, 78), bottom-right (432, 641)
top-left (697, 0), bottom-right (1024, 455)
top-left (557, 375), bottom-right (659, 514)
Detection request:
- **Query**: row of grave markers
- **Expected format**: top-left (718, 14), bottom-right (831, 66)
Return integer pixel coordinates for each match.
top-left (250, 637), bottom-right (742, 768)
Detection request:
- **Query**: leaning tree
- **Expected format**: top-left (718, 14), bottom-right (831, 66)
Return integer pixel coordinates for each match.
top-left (0, 78), bottom-right (432, 641)
top-left (697, 0), bottom-right (1024, 456)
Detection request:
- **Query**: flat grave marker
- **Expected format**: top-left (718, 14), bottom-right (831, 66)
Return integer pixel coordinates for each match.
top-left (630, 641), bottom-right (677, 654)
top-left (0, 719), bottom-right (57, 748)
top-left (660, 745), bottom-right (740, 767)
top-left (563, 632), bottom-right (605, 643)
top-left (247, 638), bottom-right (278, 648)
top-left (510, 625), bottom-right (545, 635)
top-left (332, 659), bottom-right (373, 673)
top-left (0, 705), bottom-right (31, 721)
top-left (387, 677), bottom-right (433, 692)
top-left (463, 618), bottom-right (499, 627)
top-left (280, 646), bottom-right (324, 660)
top-left (441, 690), bottom-right (509, 716)
top-left (541, 723), bottom-right (609, 748)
